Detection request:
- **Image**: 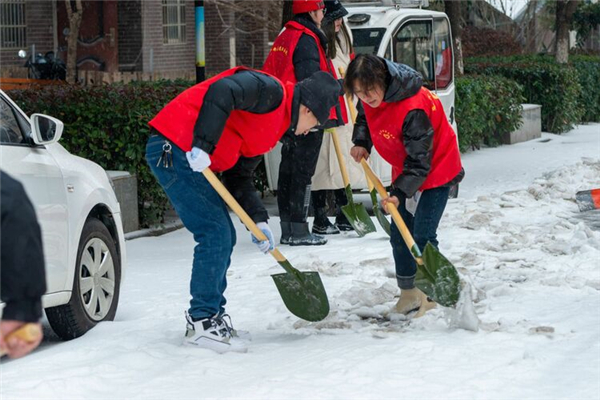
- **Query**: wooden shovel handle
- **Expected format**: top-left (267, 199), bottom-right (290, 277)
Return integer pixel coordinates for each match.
top-left (202, 169), bottom-right (286, 263)
top-left (330, 129), bottom-right (351, 188)
top-left (0, 323), bottom-right (42, 357)
top-left (338, 67), bottom-right (358, 124)
top-left (360, 159), bottom-right (423, 264)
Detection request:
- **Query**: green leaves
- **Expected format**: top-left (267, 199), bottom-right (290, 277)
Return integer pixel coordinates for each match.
top-left (456, 74), bottom-right (525, 152)
top-left (464, 54), bottom-right (599, 133)
top-left (10, 80), bottom-right (194, 227)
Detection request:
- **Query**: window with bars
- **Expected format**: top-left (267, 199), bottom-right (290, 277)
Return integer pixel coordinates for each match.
top-left (162, 0), bottom-right (186, 44)
top-left (0, 0), bottom-right (26, 49)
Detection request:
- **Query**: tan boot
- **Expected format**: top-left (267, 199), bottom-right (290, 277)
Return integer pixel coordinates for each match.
top-left (395, 288), bottom-right (437, 317)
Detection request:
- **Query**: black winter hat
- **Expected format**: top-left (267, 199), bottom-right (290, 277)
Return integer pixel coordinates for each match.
top-left (323, 0), bottom-right (348, 25)
top-left (297, 71), bottom-right (343, 125)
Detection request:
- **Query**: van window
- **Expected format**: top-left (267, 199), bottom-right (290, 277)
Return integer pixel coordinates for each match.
top-left (393, 20), bottom-right (434, 89)
top-left (434, 18), bottom-right (452, 89)
top-left (351, 28), bottom-right (386, 56)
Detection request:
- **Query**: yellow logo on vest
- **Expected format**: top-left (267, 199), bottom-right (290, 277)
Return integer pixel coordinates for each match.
top-left (271, 46), bottom-right (289, 56)
top-left (378, 129), bottom-right (396, 140)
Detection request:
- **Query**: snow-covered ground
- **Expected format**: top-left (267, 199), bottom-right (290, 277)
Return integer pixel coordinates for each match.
top-left (2, 124), bottom-right (599, 399)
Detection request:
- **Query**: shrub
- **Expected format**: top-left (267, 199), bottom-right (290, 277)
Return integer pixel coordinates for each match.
top-left (465, 55), bottom-right (584, 133)
top-left (455, 74), bottom-right (525, 152)
top-left (9, 80), bottom-right (194, 227)
top-left (571, 55), bottom-right (600, 122)
top-left (462, 26), bottom-right (524, 58)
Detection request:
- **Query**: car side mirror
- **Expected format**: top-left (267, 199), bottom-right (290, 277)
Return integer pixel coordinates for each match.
top-left (30, 114), bottom-right (64, 145)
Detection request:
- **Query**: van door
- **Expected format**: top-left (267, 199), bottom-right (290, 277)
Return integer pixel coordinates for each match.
top-left (391, 17), bottom-right (456, 129)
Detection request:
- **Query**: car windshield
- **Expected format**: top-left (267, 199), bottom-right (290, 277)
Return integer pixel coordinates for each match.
top-left (351, 28), bottom-right (385, 55)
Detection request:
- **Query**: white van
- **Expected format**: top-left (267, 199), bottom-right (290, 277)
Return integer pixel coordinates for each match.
top-left (264, 0), bottom-right (456, 190)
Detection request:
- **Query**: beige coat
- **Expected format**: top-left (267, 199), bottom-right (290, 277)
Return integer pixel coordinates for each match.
top-left (311, 28), bottom-right (369, 191)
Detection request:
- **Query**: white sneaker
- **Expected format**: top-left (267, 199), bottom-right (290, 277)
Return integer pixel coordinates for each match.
top-left (184, 312), bottom-right (248, 354)
top-left (219, 313), bottom-right (252, 341)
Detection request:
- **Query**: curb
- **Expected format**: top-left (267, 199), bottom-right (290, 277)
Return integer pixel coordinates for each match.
top-left (125, 219), bottom-right (184, 241)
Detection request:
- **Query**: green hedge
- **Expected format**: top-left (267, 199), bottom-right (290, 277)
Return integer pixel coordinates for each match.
top-left (571, 55), bottom-right (600, 123)
top-left (465, 55), bottom-right (587, 133)
top-left (455, 75), bottom-right (525, 152)
top-left (9, 80), bottom-right (194, 227)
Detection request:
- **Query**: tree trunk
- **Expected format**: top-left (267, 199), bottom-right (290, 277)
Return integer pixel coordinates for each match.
top-left (281, 0), bottom-right (293, 29)
top-left (445, 0), bottom-right (464, 76)
top-left (65, 0), bottom-right (83, 84)
top-left (555, 0), bottom-right (579, 64)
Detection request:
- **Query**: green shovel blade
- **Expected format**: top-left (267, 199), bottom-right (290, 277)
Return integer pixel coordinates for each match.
top-left (271, 261), bottom-right (330, 322)
top-left (369, 189), bottom-right (391, 236)
top-left (414, 242), bottom-right (461, 307)
top-left (341, 186), bottom-right (376, 237)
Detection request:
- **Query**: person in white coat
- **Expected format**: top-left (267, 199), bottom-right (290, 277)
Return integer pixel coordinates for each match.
top-left (310, 0), bottom-right (366, 235)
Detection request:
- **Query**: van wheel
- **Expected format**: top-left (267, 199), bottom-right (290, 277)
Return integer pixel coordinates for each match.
top-left (46, 218), bottom-right (121, 340)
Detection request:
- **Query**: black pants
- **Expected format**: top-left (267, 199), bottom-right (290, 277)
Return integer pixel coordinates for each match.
top-left (277, 129), bottom-right (324, 223)
top-left (311, 189), bottom-right (348, 213)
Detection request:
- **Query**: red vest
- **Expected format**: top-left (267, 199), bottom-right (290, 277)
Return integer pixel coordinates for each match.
top-left (149, 67), bottom-right (293, 172)
top-left (263, 21), bottom-right (345, 123)
top-left (363, 88), bottom-right (462, 191)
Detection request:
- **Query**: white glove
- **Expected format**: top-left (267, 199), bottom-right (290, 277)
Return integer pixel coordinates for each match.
top-left (251, 222), bottom-right (275, 254)
top-left (405, 191), bottom-right (422, 216)
top-left (185, 146), bottom-right (211, 173)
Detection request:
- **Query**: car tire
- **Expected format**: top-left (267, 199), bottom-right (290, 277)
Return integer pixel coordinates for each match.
top-left (46, 218), bottom-right (121, 340)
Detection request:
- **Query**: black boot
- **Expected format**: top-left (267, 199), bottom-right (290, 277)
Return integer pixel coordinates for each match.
top-left (312, 207), bottom-right (340, 235)
top-left (280, 221), bottom-right (292, 245)
top-left (335, 212), bottom-right (354, 232)
top-left (290, 222), bottom-right (327, 246)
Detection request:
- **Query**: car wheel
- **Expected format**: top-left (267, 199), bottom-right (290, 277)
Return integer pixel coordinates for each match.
top-left (46, 218), bottom-right (121, 340)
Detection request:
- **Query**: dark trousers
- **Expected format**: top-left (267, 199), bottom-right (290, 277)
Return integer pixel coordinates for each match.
top-left (390, 186), bottom-right (450, 290)
top-left (277, 129), bottom-right (324, 223)
top-left (146, 135), bottom-right (236, 320)
top-left (312, 189), bottom-right (347, 217)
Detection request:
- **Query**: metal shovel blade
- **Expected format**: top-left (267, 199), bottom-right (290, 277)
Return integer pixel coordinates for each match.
top-left (369, 189), bottom-right (391, 236)
top-left (414, 242), bottom-right (461, 308)
top-left (341, 186), bottom-right (376, 237)
top-left (271, 260), bottom-right (330, 322)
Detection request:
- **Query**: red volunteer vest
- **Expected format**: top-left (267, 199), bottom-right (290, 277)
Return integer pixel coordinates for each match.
top-left (363, 88), bottom-right (462, 191)
top-left (149, 67), bottom-right (293, 172)
top-left (263, 21), bottom-right (345, 123)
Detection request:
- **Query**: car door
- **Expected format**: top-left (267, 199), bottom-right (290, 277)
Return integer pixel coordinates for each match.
top-left (391, 16), bottom-right (456, 129)
top-left (0, 94), bottom-right (70, 295)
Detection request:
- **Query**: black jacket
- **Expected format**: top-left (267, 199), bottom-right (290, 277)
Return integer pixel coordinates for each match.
top-left (353, 58), bottom-right (463, 198)
top-left (292, 15), bottom-right (343, 128)
top-left (190, 70), bottom-right (288, 224)
top-left (1, 171), bottom-right (46, 322)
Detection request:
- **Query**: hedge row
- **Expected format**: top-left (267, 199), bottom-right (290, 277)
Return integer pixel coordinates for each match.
top-left (465, 54), bottom-right (600, 132)
top-left (9, 80), bottom-right (194, 227)
top-left (455, 75), bottom-right (525, 152)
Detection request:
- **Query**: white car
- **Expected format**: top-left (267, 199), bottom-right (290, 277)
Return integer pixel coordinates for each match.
top-left (0, 89), bottom-right (126, 340)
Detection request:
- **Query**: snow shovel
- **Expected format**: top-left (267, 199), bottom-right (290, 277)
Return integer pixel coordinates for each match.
top-left (330, 128), bottom-right (376, 237)
top-left (360, 159), bottom-right (461, 307)
top-left (0, 323), bottom-right (42, 357)
top-left (576, 188), bottom-right (600, 212)
top-left (202, 169), bottom-right (329, 322)
top-left (366, 174), bottom-right (392, 236)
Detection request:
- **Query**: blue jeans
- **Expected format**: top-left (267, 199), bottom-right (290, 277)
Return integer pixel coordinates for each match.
top-left (145, 135), bottom-right (236, 320)
top-left (390, 186), bottom-right (450, 289)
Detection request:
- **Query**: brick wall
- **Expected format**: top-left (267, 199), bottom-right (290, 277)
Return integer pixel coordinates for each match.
top-left (1, 0), bottom-right (54, 72)
top-left (118, 0), bottom-right (143, 71)
top-left (204, 0), bottom-right (232, 76)
top-left (141, 0), bottom-right (196, 73)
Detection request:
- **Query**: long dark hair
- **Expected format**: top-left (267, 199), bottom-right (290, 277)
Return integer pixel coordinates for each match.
top-left (344, 54), bottom-right (388, 95)
top-left (323, 19), bottom-right (353, 60)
